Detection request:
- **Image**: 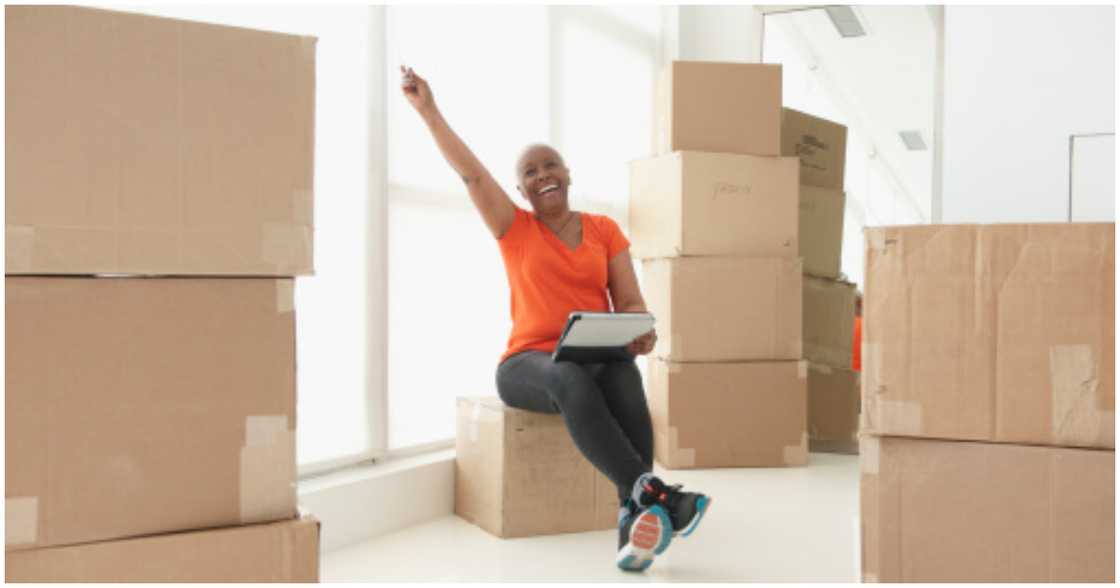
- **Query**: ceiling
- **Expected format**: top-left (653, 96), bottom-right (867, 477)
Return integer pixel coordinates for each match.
top-left (764, 6), bottom-right (937, 222)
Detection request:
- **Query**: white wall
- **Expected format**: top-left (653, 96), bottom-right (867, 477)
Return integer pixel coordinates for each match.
top-left (942, 6), bottom-right (1115, 223)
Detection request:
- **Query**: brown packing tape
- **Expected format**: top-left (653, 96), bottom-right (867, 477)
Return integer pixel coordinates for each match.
top-left (7, 225), bottom-right (35, 272)
top-left (782, 432), bottom-right (808, 465)
top-left (1050, 344), bottom-right (1113, 446)
top-left (262, 223), bottom-right (313, 271)
top-left (859, 436), bottom-right (880, 474)
top-left (668, 361), bottom-right (683, 375)
top-left (668, 427), bottom-right (696, 468)
top-left (878, 400), bottom-right (922, 436)
top-left (863, 572), bottom-right (880, 583)
top-left (809, 362), bottom-right (833, 375)
top-left (5, 496), bottom-right (38, 546)
top-left (300, 36), bottom-right (318, 61)
top-left (276, 280), bottom-right (295, 313)
top-left (867, 229), bottom-right (888, 253)
top-left (240, 415), bottom-right (296, 524)
top-left (798, 360), bottom-right (808, 379)
top-left (293, 189), bottom-right (314, 223)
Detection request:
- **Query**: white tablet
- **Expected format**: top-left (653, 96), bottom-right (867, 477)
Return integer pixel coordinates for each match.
top-left (553, 311), bottom-right (655, 363)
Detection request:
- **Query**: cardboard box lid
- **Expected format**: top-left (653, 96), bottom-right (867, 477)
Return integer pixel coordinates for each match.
top-left (6, 6), bottom-right (316, 276)
top-left (782, 107), bottom-right (848, 190)
top-left (656, 61), bottom-right (782, 157)
top-left (861, 437), bottom-right (1114, 582)
top-left (6, 277), bottom-right (297, 550)
top-left (6, 515), bottom-right (320, 582)
top-left (863, 223), bottom-right (1115, 449)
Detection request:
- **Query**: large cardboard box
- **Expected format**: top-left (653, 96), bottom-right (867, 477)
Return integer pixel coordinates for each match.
top-left (654, 61), bottom-right (781, 157)
top-left (803, 275), bottom-right (856, 368)
top-left (808, 363), bottom-right (860, 454)
top-left (861, 437), bottom-right (1114, 582)
top-left (643, 256), bottom-right (802, 362)
top-left (6, 6), bottom-right (315, 276)
top-left (782, 108), bottom-right (848, 190)
top-left (6, 277), bottom-right (297, 550)
top-left (800, 185), bottom-right (846, 279)
top-left (863, 223), bottom-right (1115, 449)
top-left (628, 151), bottom-right (799, 259)
top-left (649, 360), bottom-right (808, 469)
top-left (455, 397), bottom-right (617, 538)
top-left (6, 515), bottom-right (319, 582)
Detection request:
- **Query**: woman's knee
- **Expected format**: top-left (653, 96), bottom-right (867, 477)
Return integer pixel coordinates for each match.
top-left (542, 361), bottom-right (597, 407)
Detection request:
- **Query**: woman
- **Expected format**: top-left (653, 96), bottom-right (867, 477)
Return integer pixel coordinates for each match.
top-left (401, 66), bottom-right (710, 572)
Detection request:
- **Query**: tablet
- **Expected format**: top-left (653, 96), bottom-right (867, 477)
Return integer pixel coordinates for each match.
top-left (552, 311), bottom-right (655, 364)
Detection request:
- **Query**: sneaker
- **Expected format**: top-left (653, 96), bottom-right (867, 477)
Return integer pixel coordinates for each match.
top-left (615, 499), bottom-right (673, 572)
top-left (638, 477), bottom-right (711, 537)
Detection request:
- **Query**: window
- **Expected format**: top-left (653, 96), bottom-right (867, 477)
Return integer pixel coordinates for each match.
top-left (116, 6), bottom-right (375, 469)
top-left (386, 6), bottom-right (661, 450)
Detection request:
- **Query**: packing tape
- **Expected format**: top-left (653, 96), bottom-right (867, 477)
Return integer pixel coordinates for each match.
top-left (862, 343), bottom-right (882, 397)
top-left (878, 400), bottom-right (922, 435)
top-left (668, 361), bottom-right (683, 375)
top-left (300, 36), bottom-right (317, 62)
top-left (276, 280), bottom-right (295, 313)
top-left (6, 225), bottom-right (35, 272)
top-left (782, 432), bottom-right (808, 466)
top-left (798, 360), bottom-right (808, 379)
top-left (863, 572), bottom-right (880, 583)
top-left (859, 436), bottom-right (880, 474)
top-left (262, 223), bottom-right (313, 272)
top-left (670, 333), bottom-right (682, 361)
top-left (810, 363), bottom-right (833, 375)
top-left (5, 496), bottom-right (38, 546)
top-left (1050, 344), bottom-right (1113, 446)
top-left (240, 415), bottom-right (296, 524)
top-left (668, 427), bottom-right (696, 468)
top-left (469, 401), bottom-right (481, 443)
top-left (867, 230), bottom-right (888, 253)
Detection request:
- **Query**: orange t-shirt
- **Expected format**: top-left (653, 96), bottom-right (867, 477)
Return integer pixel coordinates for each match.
top-left (852, 315), bottom-right (862, 371)
top-left (497, 207), bottom-right (631, 362)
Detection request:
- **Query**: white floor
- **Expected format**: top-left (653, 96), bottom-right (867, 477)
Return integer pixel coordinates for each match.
top-left (322, 452), bottom-right (861, 582)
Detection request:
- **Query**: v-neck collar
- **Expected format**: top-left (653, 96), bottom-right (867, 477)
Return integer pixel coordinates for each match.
top-left (538, 211), bottom-right (584, 254)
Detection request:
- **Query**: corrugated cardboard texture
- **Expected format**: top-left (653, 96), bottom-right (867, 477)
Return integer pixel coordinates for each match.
top-left (643, 256), bottom-right (802, 362)
top-left (808, 363), bottom-right (860, 450)
top-left (454, 397), bottom-right (617, 538)
top-left (863, 223), bottom-right (1115, 449)
top-left (802, 275), bottom-right (856, 368)
top-left (6, 515), bottom-right (319, 582)
top-left (654, 61), bottom-right (782, 157)
top-left (799, 186), bottom-right (846, 279)
top-left (5, 277), bottom-right (297, 550)
top-left (781, 108), bottom-right (848, 190)
top-left (649, 360), bottom-right (807, 468)
top-left (861, 437), bottom-right (1114, 582)
top-left (6, 6), bottom-right (316, 276)
top-left (629, 151), bottom-right (799, 260)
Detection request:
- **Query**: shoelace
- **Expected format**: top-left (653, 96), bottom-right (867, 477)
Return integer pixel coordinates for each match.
top-left (642, 481), bottom-right (685, 511)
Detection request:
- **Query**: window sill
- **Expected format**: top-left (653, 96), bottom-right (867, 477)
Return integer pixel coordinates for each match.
top-left (297, 447), bottom-right (456, 553)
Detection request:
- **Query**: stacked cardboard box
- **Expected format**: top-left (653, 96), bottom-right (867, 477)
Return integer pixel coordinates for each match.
top-left (5, 6), bottom-right (319, 582)
top-left (860, 223), bottom-right (1115, 582)
top-left (632, 61), bottom-right (807, 469)
top-left (782, 108), bottom-right (860, 455)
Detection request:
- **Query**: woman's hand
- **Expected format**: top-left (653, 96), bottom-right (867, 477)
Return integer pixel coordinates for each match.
top-left (627, 329), bottom-right (657, 356)
top-left (400, 65), bottom-right (435, 115)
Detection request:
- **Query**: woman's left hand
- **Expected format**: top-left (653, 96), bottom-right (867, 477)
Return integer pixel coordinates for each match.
top-left (627, 329), bottom-right (657, 356)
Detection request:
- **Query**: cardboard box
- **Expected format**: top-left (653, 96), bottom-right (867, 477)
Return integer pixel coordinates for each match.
top-left (863, 223), bottom-right (1115, 449)
top-left (628, 151), bottom-right (799, 260)
top-left (454, 397), bottom-right (617, 538)
top-left (654, 61), bottom-right (781, 157)
top-left (6, 515), bottom-right (319, 582)
top-left (808, 363), bottom-right (860, 455)
top-left (803, 275), bottom-right (856, 368)
top-left (6, 6), bottom-right (316, 276)
top-left (6, 277), bottom-right (297, 550)
top-left (800, 186), bottom-right (846, 279)
top-left (782, 108), bottom-right (848, 190)
top-left (861, 437), bottom-right (1114, 582)
top-left (643, 256), bottom-right (802, 362)
top-left (649, 360), bottom-right (808, 469)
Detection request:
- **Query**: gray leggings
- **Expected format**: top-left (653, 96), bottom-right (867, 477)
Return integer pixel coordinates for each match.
top-left (496, 351), bottom-right (654, 502)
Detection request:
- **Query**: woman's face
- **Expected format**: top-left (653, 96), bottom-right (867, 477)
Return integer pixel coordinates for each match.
top-left (516, 144), bottom-right (571, 216)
